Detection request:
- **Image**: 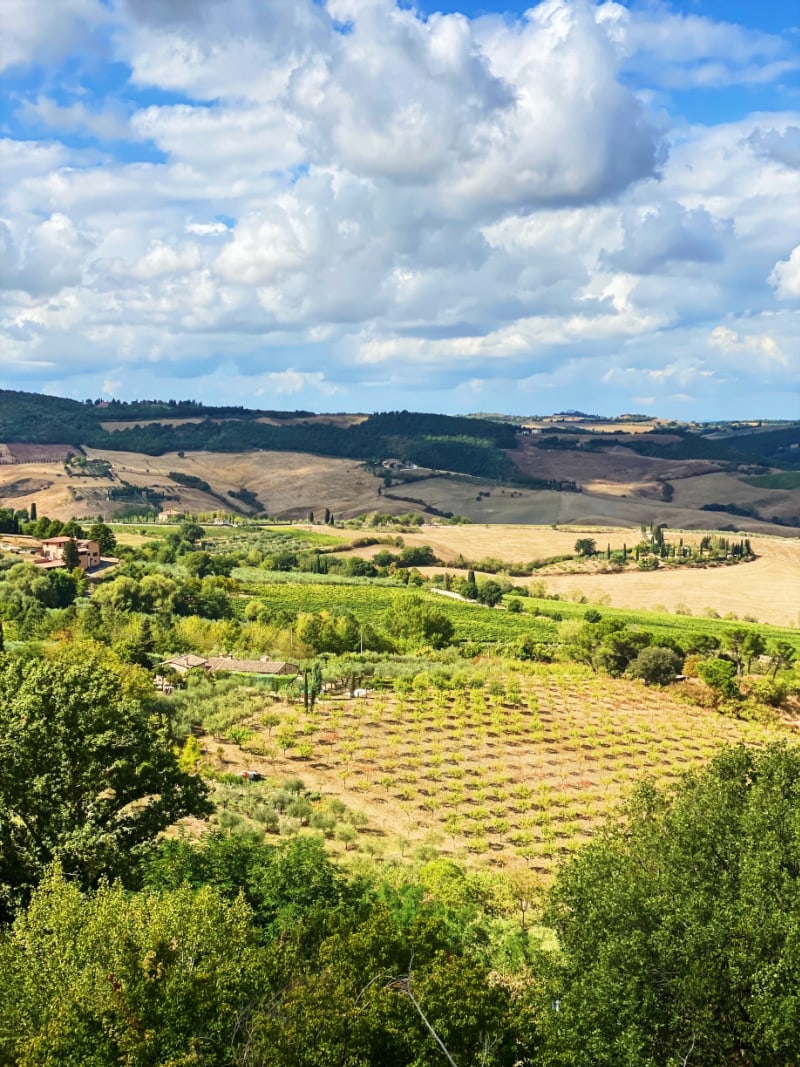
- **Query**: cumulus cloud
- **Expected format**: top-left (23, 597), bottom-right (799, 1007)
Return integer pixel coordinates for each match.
top-left (0, 214), bottom-right (94, 295)
top-left (603, 203), bottom-right (731, 274)
top-left (769, 246), bottom-right (800, 300)
top-left (0, 0), bottom-right (108, 72)
top-left (0, 0), bottom-right (798, 415)
top-left (709, 325), bottom-right (787, 366)
top-left (746, 126), bottom-right (800, 169)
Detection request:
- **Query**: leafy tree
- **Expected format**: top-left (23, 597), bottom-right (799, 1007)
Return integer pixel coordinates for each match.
top-left (477, 579), bottom-right (505, 607)
top-left (541, 743), bottom-right (800, 1066)
top-left (768, 639), bottom-right (796, 679)
top-left (87, 520), bottom-right (117, 554)
top-left (574, 538), bottom-right (596, 557)
top-left (0, 644), bottom-right (211, 918)
top-left (383, 594), bottom-right (454, 650)
top-left (184, 550), bottom-right (215, 578)
top-left (628, 645), bottom-right (683, 686)
top-left (698, 656), bottom-right (740, 700)
top-left (178, 520), bottom-right (205, 544)
top-left (61, 537), bottom-right (81, 570)
top-left (0, 869), bottom-right (263, 1067)
top-left (723, 627), bottom-right (766, 677)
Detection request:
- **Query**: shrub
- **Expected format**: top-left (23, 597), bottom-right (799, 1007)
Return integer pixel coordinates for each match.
top-left (629, 646), bottom-right (683, 686)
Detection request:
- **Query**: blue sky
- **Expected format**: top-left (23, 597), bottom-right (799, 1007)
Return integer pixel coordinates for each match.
top-left (1, 0), bottom-right (798, 418)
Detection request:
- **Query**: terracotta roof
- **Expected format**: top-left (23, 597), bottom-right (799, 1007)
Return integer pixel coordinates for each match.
top-left (207, 657), bottom-right (298, 675)
top-left (163, 654), bottom-right (211, 669)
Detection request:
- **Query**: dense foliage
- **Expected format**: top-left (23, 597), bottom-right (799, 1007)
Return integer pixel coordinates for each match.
top-left (0, 645), bottom-right (211, 920)
top-left (0, 391), bottom-right (531, 482)
top-left (542, 743), bottom-right (800, 1066)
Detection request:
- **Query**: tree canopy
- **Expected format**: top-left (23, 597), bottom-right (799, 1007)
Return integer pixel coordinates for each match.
top-left (542, 742), bottom-right (800, 1066)
top-left (0, 644), bottom-right (211, 919)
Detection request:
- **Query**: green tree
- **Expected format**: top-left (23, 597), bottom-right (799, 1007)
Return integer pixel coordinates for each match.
top-left (574, 538), bottom-right (596, 557)
top-left (628, 645), bottom-right (683, 686)
top-left (383, 594), bottom-right (454, 650)
top-left (178, 520), bottom-right (205, 544)
top-left (87, 520), bottom-right (117, 554)
top-left (0, 644), bottom-right (211, 919)
top-left (61, 537), bottom-right (80, 570)
top-left (541, 743), bottom-right (800, 1066)
top-left (767, 639), bottom-right (796, 679)
top-left (477, 579), bottom-right (504, 607)
top-left (0, 870), bottom-right (262, 1067)
top-left (698, 656), bottom-right (740, 700)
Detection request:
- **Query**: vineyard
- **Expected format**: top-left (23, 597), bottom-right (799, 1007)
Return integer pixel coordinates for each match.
top-left (190, 663), bottom-right (789, 876)
top-left (229, 576), bottom-right (800, 653)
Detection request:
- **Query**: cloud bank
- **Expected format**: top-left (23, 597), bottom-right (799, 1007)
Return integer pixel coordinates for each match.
top-left (1, 0), bottom-right (798, 416)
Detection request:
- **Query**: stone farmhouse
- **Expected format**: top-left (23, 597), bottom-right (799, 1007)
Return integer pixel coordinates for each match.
top-left (35, 536), bottom-right (101, 572)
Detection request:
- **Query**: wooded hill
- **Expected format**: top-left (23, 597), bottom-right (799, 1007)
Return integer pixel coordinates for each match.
top-left (2, 390), bottom-right (799, 481)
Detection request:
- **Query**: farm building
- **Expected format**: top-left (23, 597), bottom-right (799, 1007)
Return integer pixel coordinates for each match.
top-left (35, 536), bottom-right (101, 572)
top-left (159, 655), bottom-right (298, 678)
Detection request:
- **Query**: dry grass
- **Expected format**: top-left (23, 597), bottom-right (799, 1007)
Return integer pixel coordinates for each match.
top-left (381, 525), bottom-right (798, 628)
top-left (0, 448), bottom-right (393, 522)
top-left (522, 536), bottom-right (800, 627)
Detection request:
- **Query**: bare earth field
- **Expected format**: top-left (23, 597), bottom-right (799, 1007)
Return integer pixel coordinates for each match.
top-left (0, 449), bottom-right (400, 522)
top-left (86, 448), bottom-right (392, 521)
top-left (2, 436), bottom-right (797, 535)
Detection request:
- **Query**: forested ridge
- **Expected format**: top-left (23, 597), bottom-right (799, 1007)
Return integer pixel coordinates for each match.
top-left (0, 390), bottom-right (540, 484)
top-left (3, 390), bottom-right (799, 476)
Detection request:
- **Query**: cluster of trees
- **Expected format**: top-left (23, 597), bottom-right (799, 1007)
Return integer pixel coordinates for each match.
top-left (0, 509), bottom-right (116, 552)
top-left (563, 617), bottom-right (685, 684)
top-left (0, 639), bottom-right (798, 1065)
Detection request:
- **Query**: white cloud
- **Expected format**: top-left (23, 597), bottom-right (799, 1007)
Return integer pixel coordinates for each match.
top-left (0, 0), bottom-right (798, 416)
top-left (17, 96), bottom-right (132, 141)
top-left (0, 0), bottom-right (108, 72)
top-left (129, 241), bottom-right (201, 280)
top-left (597, 1), bottom-right (797, 89)
top-left (709, 325), bottom-right (787, 366)
top-left (0, 213), bottom-right (94, 295)
top-left (185, 221), bottom-right (229, 236)
top-left (257, 369), bottom-right (339, 396)
top-left (769, 246), bottom-right (800, 300)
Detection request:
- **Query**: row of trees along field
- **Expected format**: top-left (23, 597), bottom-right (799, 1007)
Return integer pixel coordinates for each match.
top-left (0, 640), bottom-right (798, 1064)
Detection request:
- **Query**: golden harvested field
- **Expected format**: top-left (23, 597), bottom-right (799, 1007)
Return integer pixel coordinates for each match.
top-left (388, 475), bottom-right (790, 533)
top-left (198, 665), bottom-right (789, 874)
top-left (389, 523), bottom-right (634, 560)
top-left (378, 525), bottom-right (799, 628)
top-left (518, 537), bottom-right (800, 627)
top-left (0, 449), bottom-right (399, 522)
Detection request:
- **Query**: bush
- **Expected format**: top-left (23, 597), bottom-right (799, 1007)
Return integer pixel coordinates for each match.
top-left (629, 646), bottom-right (683, 686)
top-left (698, 657), bottom-right (740, 700)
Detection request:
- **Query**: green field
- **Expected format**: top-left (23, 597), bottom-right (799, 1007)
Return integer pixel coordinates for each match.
top-left (232, 575), bottom-right (800, 652)
top-left (745, 471), bottom-right (800, 490)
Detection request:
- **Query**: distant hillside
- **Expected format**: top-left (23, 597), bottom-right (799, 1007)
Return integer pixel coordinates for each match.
top-left (0, 390), bottom-right (564, 486)
top-left (2, 392), bottom-right (798, 489)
